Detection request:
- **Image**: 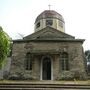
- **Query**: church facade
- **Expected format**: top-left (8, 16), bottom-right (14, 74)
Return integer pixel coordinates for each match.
top-left (9, 10), bottom-right (87, 80)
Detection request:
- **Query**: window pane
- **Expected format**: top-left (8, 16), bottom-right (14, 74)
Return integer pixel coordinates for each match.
top-left (25, 53), bottom-right (32, 70)
top-left (30, 58), bottom-right (32, 70)
top-left (59, 21), bottom-right (63, 28)
top-left (60, 52), bottom-right (69, 71)
top-left (36, 22), bottom-right (40, 28)
top-left (61, 59), bottom-right (64, 70)
top-left (66, 59), bottom-right (69, 70)
top-left (25, 53), bottom-right (29, 70)
top-left (46, 20), bottom-right (53, 26)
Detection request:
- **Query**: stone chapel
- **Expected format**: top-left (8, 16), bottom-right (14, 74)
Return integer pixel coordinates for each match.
top-left (8, 10), bottom-right (87, 80)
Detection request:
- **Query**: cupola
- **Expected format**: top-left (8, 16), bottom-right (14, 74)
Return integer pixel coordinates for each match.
top-left (34, 10), bottom-right (65, 32)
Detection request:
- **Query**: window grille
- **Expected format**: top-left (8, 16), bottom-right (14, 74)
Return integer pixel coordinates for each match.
top-left (60, 52), bottom-right (69, 70)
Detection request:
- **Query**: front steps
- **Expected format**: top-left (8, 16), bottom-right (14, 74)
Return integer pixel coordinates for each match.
top-left (0, 81), bottom-right (90, 90)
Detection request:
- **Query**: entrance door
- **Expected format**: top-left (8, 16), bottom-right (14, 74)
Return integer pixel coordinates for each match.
top-left (42, 57), bottom-right (51, 80)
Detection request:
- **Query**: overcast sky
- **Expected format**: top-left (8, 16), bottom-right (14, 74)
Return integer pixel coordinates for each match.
top-left (0, 0), bottom-right (90, 50)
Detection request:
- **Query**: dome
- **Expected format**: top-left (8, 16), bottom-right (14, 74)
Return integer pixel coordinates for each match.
top-left (35, 10), bottom-right (64, 23)
top-left (34, 10), bottom-right (65, 32)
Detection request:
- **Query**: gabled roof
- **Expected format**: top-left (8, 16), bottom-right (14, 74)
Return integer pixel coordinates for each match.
top-left (24, 26), bottom-right (75, 40)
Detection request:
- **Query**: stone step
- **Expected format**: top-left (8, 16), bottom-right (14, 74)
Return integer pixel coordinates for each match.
top-left (0, 83), bottom-right (90, 90)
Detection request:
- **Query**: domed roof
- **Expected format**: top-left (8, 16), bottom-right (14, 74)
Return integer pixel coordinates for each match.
top-left (35, 10), bottom-right (64, 23)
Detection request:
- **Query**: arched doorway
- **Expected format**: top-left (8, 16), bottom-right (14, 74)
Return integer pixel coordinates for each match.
top-left (41, 56), bottom-right (51, 80)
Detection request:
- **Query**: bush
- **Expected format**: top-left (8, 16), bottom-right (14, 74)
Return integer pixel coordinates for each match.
top-left (8, 72), bottom-right (35, 80)
top-left (59, 71), bottom-right (74, 80)
top-left (3, 71), bottom-right (9, 79)
top-left (58, 70), bottom-right (87, 80)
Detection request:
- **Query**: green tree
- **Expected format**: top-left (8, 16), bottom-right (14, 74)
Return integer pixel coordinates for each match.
top-left (85, 50), bottom-right (90, 73)
top-left (0, 26), bottom-right (10, 68)
top-left (85, 50), bottom-right (90, 62)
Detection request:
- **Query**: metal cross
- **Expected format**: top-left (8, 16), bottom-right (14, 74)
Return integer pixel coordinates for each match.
top-left (48, 4), bottom-right (51, 10)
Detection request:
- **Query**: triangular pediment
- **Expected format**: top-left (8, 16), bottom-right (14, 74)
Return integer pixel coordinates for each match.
top-left (24, 26), bottom-right (75, 40)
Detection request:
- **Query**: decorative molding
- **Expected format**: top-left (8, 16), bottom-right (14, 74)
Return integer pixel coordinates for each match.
top-left (24, 43), bottom-right (33, 49)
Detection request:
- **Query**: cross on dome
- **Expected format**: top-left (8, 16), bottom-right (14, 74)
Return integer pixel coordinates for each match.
top-left (48, 4), bottom-right (51, 10)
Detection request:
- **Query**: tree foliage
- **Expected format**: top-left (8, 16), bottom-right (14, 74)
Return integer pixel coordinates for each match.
top-left (0, 26), bottom-right (10, 68)
top-left (85, 50), bottom-right (90, 73)
top-left (85, 50), bottom-right (90, 62)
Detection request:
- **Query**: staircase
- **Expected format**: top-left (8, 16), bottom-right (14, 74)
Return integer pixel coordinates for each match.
top-left (0, 81), bottom-right (90, 90)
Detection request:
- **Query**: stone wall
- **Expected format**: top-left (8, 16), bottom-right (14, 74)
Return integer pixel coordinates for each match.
top-left (9, 41), bottom-right (87, 80)
top-left (9, 42), bottom-right (26, 79)
top-left (0, 57), bottom-right (11, 79)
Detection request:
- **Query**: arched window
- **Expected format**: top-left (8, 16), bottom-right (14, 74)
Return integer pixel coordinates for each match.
top-left (60, 52), bottom-right (69, 70)
top-left (25, 53), bottom-right (32, 70)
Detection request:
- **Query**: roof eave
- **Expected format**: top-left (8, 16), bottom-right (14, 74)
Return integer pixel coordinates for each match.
top-left (13, 39), bottom-right (85, 43)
